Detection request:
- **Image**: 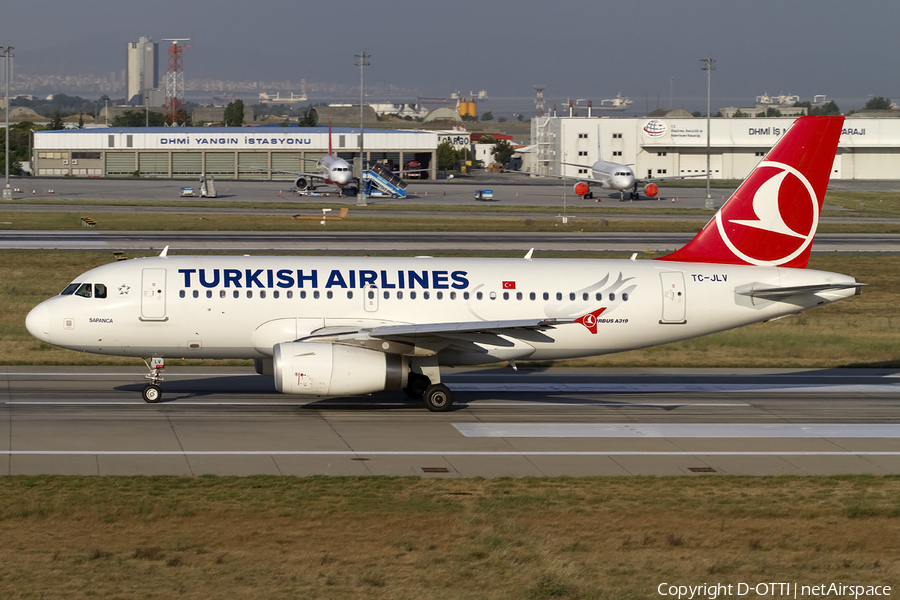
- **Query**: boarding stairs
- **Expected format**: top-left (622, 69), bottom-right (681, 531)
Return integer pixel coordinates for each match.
top-left (361, 162), bottom-right (408, 198)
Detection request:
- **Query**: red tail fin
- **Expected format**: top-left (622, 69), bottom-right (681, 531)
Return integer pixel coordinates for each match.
top-left (658, 116), bottom-right (844, 268)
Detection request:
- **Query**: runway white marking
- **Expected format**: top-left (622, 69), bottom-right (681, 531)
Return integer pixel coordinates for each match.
top-left (5, 401), bottom-right (750, 408)
top-left (451, 384), bottom-right (900, 393)
top-left (455, 423), bottom-right (900, 438)
top-left (2, 450), bottom-right (900, 456)
top-left (2, 372), bottom-right (260, 377)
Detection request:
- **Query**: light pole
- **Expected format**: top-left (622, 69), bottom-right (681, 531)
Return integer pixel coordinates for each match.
top-left (700, 57), bottom-right (715, 210)
top-left (355, 50), bottom-right (370, 207)
top-left (2, 46), bottom-right (13, 199)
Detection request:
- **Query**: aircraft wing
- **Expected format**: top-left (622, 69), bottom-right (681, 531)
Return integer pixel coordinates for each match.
top-left (299, 317), bottom-right (575, 356)
top-left (367, 318), bottom-right (573, 338)
top-left (237, 165), bottom-right (325, 180)
top-left (559, 162), bottom-right (710, 184)
top-left (637, 173), bottom-right (710, 184)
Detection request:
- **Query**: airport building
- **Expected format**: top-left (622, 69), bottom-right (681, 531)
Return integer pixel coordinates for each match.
top-left (530, 115), bottom-right (900, 181)
top-left (126, 36), bottom-right (159, 106)
top-left (32, 127), bottom-right (439, 179)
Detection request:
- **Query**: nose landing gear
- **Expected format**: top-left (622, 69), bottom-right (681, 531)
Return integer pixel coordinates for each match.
top-left (142, 357), bottom-right (165, 403)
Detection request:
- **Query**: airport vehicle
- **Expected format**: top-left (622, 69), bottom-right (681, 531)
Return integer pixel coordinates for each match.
top-left (26, 117), bottom-right (861, 411)
top-left (199, 174), bottom-right (216, 198)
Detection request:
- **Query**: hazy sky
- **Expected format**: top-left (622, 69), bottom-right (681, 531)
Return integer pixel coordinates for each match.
top-left (3, 0), bottom-right (898, 110)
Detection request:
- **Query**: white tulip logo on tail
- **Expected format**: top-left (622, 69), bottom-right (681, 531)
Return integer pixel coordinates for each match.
top-left (716, 161), bottom-right (819, 266)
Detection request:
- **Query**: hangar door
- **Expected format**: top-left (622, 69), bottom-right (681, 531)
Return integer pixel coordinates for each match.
top-left (105, 152), bottom-right (136, 176)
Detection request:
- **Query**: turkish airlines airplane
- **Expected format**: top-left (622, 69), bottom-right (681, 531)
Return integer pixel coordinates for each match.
top-left (26, 116), bottom-right (860, 411)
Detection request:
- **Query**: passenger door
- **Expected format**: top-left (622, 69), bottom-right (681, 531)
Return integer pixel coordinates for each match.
top-left (141, 268), bottom-right (167, 320)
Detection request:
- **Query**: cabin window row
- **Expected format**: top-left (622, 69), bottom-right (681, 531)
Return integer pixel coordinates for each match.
top-left (177, 289), bottom-right (630, 302)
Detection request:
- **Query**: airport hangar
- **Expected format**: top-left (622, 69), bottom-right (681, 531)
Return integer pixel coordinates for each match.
top-left (31, 127), bottom-right (440, 180)
top-left (529, 114), bottom-right (900, 182)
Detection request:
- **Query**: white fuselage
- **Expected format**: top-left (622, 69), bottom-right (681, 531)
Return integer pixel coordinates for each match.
top-left (26, 255), bottom-right (857, 365)
top-left (591, 159), bottom-right (636, 192)
top-left (318, 154), bottom-right (354, 187)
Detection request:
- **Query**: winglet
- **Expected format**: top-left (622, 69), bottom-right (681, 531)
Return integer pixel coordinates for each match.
top-left (159, 245), bottom-right (169, 258)
top-left (657, 116), bottom-right (844, 268)
top-left (524, 248), bottom-right (534, 261)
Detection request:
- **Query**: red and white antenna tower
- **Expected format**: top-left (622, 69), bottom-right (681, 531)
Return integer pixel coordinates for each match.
top-left (162, 38), bottom-right (190, 126)
top-left (534, 85), bottom-right (545, 117)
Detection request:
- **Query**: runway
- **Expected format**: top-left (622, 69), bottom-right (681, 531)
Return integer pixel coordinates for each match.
top-left (2, 366), bottom-right (899, 477)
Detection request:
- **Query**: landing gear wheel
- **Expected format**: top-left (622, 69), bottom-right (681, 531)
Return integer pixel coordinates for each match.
top-left (404, 373), bottom-right (430, 399)
top-left (422, 384), bottom-right (454, 412)
top-left (142, 384), bottom-right (162, 404)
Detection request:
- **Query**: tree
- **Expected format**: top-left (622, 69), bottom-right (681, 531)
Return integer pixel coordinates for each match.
top-left (865, 96), bottom-right (892, 110)
top-left (480, 111), bottom-right (494, 122)
top-left (47, 112), bottom-right (66, 131)
top-left (223, 99), bottom-right (245, 127)
top-left (765, 107), bottom-right (782, 118)
top-left (477, 135), bottom-right (496, 145)
top-left (491, 140), bottom-right (516, 167)
top-left (298, 106), bottom-right (316, 127)
top-left (733, 109), bottom-right (748, 118)
top-left (811, 100), bottom-right (841, 116)
top-left (436, 141), bottom-right (458, 172)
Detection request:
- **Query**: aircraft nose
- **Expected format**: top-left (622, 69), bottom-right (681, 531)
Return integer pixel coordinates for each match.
top-left (26, 302), bottom-right (51, 343)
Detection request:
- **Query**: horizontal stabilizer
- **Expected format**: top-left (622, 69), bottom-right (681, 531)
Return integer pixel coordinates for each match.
top-left (735, 280), bottom-right (864, 298)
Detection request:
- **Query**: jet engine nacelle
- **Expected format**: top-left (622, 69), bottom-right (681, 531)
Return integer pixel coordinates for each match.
top-left (644, 183), bottom-right (659, 197)
top-left (294, 176), bottom-right (310, 191)
top-left (574, 181), bottom-right (590, 197)
top-left (273, 341), bottom-right (408, 396)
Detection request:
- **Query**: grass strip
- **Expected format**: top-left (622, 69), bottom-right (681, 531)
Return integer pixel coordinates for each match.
top-left (0, 475), bottom-right (896, 599)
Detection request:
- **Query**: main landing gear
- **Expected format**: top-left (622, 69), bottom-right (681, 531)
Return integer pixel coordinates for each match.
top-left (404, 372), bottom-right (454, 412)
top-left (141, 357), bottom-right (165, 403)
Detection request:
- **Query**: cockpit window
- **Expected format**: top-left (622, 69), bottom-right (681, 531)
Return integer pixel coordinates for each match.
top-left (62, 282), bottom-right (107, 298)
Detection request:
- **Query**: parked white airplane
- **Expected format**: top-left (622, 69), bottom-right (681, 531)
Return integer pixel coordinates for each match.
top-left (26, 117), bottom-right (860, 411)
top-left (244, 123), bottom-right (356, 194)
top-left (562, 139), bottom-right (704, 202)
